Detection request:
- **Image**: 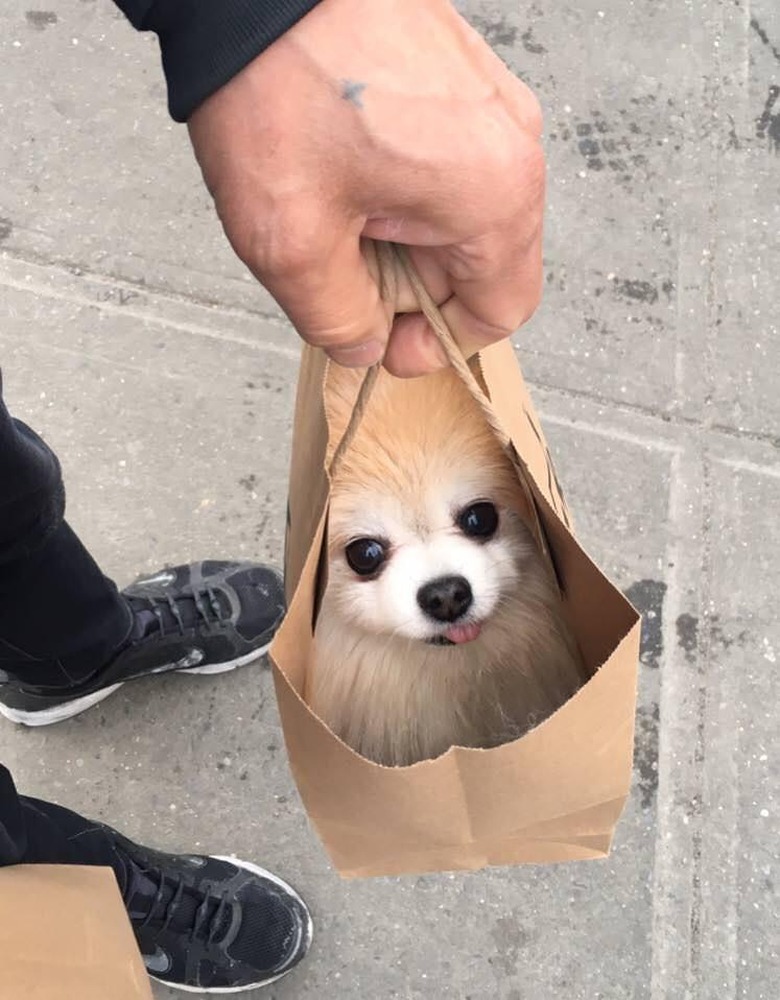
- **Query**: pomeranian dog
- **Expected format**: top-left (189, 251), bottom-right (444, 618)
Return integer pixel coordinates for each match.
top-left (310, 363), bottom-right (587, 767)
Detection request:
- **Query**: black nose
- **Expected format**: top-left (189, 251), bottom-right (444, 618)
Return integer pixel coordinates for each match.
top-left (417, 575), bottom-right (473, 623)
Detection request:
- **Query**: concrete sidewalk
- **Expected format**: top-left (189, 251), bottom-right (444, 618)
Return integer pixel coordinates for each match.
top-left (0, 1), bottom-right (777, 997)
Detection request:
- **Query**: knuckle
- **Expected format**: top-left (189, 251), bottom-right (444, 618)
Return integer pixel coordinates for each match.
top-left (246, 205), bottom-right (322, 282)
top-left (297, 307), bottom-right (387, 356)
top-left (256, 230), bottom-right (319, 282)
top-left (446, 240), bottom-right (500, 283)
top-left (505, 77), bottom-right (544, 136)
top-left (481, 131), bottom-right (546, 211)
top-left (511, 136), bottom-right (546, 194)
top-left (304, 318), bottom-right (376, 353)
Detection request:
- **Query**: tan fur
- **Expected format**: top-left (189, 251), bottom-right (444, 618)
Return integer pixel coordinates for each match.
top-left (311, 364), bottom-right (587, 767)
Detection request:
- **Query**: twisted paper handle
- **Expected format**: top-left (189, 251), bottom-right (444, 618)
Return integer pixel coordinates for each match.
top-left (327, 241), bottom-right (549, 561)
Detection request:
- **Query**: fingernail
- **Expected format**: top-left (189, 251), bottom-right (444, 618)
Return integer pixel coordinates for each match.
top-left (328, 340), bottom-right (384, 368)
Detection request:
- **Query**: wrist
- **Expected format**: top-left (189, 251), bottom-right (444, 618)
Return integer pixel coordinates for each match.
top-left (133, 0), bottom-right (324, 121)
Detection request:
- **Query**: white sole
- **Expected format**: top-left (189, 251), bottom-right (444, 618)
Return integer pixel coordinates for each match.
top-left (0, 683), bottom-right (125, 727)
top-left (149, 856), bottom-right (313, 994)
top-left (0, 642), bottom-right (272, 727)
top-left (178, 642), bottom-right (271, 676)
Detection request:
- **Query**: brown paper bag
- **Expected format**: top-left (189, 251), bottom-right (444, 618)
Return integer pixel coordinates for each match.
top-left (0, 865), bottom-right (153, 1000)
top-left (270, 246), bottom-right (640, 878)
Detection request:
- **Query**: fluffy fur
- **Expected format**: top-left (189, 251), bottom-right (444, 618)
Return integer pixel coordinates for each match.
top-left (311, 363), bottom-right (587, 767)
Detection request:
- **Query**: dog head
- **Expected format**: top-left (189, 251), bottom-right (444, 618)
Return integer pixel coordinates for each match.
top-left (324, 366), bottom-right (539, 647)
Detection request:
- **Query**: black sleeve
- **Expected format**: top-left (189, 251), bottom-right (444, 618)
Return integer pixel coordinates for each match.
top-left (114, 0), bottom-right (323, 123)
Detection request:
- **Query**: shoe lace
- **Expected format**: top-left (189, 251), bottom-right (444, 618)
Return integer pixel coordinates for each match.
top-left (138, 869), bottom-right (232, 945)
top-left (196, 889), bottom-right (232, 946)
top-left (137, 588), bottom-right (226, 638)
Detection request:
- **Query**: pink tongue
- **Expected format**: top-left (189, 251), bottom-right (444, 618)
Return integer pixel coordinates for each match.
top-left (444, 621), bottom-right (482, 644)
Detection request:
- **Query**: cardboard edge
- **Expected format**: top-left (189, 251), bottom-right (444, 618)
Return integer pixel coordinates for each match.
top-left (0, 865), bottom-right (153, 999)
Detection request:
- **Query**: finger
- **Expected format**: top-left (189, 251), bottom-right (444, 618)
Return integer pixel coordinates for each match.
top-left (360, 231), bottom-right (455, 318)
top-left (433, 216), bottom-right (545, 356)
top-left (254, 212), bottom-right (393, 367)
top-left (362, 216), bottom-right (452, 248)
top-left (383, 228), bottom-right (543, 375)
top-left (382, 313), bottom-right (449, 378)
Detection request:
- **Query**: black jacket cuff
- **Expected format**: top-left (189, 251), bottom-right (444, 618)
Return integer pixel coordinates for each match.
top-left (116, 0), bottom-right (323, 122)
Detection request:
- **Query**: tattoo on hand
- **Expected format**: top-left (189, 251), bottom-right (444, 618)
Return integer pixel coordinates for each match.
top-left (341, 80), bottom-right (366, 109)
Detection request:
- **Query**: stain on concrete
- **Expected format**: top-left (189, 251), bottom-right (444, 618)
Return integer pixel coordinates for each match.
top-left (578, 135), bottom-right (601, 161)
top-left (489, 914), bottom-right (530, 978)
top-left (0, 219), bottom-right (12, 243)
top-left (25, 10), bottom-right (58, 30)
top-left (727, 113), bottom-right (741, 150)
top-left (613, 278), bottom-right (659, 305)
top-left (750, 18), bottom-right (780, 64)
top-left (676, 613), bottom-right (699, 663)
top-left (472, 15), bottom-right (517, 47)
top-left (583, 312), bottom-right (614, 339)
top-left (568, 264), bottom-right (670, 338)
top-left (634, 701), bottom-right (659, 808)
top-left (756, 85), bottom-right (780, 153)
top-left (624, 579), bottom-right (667, 669)
top-left (676, 613), bottom-right (699, 662)
top-left (675, 611), bottom-right (749, 662)
top-left (243, 375), bottom-right (285, 396)
top-left (552, 108), bottom-right (658, 184)
top-left (709, 614), bottom-right (749, 651)
top-left (521, 27), bottom-right (546, 55)
top-left (95, 286), bottom-right (138, 306)
top-left (238, 473), bottom-right (258, 492)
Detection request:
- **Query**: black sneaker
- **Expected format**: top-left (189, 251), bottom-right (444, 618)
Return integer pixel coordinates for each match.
top-left (109, 826), bottom-right (313, 993)
top-left (0, 561), bottom-right (284, 726)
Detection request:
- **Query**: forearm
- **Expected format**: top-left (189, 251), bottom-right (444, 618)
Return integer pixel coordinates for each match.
top-left (113, 0), bottom-right (323, 121)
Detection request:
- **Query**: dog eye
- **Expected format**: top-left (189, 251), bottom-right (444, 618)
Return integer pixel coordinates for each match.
top-left (345, 538), bottom-right (386, 576)
top-left (458, 501), bottom-right (499, 539)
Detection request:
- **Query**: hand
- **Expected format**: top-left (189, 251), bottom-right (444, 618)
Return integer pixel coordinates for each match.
top-left (187, 0), bottom-right (545, 377)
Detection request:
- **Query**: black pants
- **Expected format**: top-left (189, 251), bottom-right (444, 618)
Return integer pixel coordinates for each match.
top-left (0, 371), bottom-right (128, 871)
top-left (0, 765), bottom-right (119, 871)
